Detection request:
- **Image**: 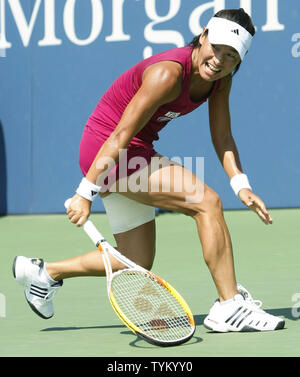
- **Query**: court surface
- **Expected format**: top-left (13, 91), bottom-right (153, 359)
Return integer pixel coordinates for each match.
top-left (0, 208), bottom-right (299, 357)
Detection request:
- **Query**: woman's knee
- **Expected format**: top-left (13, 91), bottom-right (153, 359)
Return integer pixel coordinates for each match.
top-left (187, 188), bottom-right (223, 218)
top-left (205, 189), bottom-right (223, 211)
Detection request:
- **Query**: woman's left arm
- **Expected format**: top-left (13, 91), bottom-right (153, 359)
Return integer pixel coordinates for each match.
top-left (208, 75), bottom-right (273, 224)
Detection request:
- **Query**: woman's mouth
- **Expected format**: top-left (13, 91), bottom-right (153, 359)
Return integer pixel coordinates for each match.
top-left (205, 62), bottom-right (221, 74)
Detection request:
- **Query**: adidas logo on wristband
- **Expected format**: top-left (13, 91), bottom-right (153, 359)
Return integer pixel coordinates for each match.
top-left (76, 177), bottom-right (101, 202)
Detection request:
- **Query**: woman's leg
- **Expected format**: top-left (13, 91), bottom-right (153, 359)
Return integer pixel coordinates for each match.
top-left (46, 219), bottom-right (155, 280)
top-left (112, 154), bottom-right (238, 302)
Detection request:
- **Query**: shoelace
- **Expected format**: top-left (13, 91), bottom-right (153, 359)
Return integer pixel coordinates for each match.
top-left (43, 285), bottom-right (60, 301)
top-left (248, 299), bottom-right (263, 308)
top-left (241, 297), bottom-right (264, 314)
top-left (237, 284), bottom-right (263, 308)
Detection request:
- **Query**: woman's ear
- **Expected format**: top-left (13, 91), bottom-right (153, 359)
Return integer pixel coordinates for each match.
top-left (199, 26), bottom-right (207, 46)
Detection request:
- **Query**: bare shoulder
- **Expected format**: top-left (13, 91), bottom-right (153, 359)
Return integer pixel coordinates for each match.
top-left (143, 60), bottom-right (183, 83)
top-left (142, 60), bottom-right (183, 100)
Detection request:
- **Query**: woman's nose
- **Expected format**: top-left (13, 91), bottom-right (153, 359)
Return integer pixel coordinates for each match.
top-left (213, 51), bottom-right (224, 65)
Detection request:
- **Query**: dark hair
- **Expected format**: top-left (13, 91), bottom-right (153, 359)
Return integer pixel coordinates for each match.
top-left (188, 8), bottom-right (256, 76)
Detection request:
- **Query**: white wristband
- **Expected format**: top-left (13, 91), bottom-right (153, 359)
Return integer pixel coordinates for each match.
top-left (230, 174), bottom-right (252, 196)
top-left (76, 177), bottom-right (101, 202)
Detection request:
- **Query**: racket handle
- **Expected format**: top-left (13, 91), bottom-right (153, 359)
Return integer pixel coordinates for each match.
top-left (64, 198), bottom-right (72, 209)
top-left (64, 198), bottom-right (104, 246)
top-left (83, 220), bottom-right (103, 246)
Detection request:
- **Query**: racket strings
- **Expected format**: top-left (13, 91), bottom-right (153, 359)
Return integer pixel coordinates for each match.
top-left (111, 270), bottom-right (193, 342)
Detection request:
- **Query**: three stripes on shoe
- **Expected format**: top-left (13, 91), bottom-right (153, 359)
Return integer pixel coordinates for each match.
top-left (29, 282), bottom-right (61, 299)
top-left (225, 305), bottom-right (267, 330)
top-left (29, 284), bottom-right (49, 299)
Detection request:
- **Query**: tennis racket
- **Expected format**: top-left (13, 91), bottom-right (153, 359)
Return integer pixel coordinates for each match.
top-left (64, 199), bottom-right (195, 347)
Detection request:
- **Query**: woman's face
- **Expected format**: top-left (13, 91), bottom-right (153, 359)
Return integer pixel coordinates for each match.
top-left (196, 28), bottom-right (241, 81)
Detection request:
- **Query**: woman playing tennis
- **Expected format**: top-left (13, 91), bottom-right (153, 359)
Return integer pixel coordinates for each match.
top-left (14, 8), bottom-right (284, 332)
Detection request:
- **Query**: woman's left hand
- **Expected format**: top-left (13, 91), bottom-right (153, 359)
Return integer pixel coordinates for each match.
top-left (238, 189), bottom-right (273, 225)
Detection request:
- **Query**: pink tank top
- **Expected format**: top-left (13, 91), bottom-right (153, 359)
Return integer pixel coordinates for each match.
top-left (87, 46), bottom-right (221, 147)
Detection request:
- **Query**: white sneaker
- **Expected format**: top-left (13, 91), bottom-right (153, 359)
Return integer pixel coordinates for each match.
top-left (203, 291), bottom-right (285, 332)
top-left (13, 256), bottom-right (62, 319)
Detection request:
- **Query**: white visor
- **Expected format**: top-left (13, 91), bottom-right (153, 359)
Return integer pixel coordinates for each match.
top-left (206, 17), bottom-right (252, 60)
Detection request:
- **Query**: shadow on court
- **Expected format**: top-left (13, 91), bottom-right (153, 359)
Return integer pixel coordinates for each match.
top-left (41, 317), bottom-right (207, 333)
top-left (194, 314), bottom-right (206, 325)
top-left (39, 308), bottom-right (296, 350)
top-left (40, 307), bottom-right (298, 334)
top-left (266, 308), bottom-right (300, 321)
top-left (0, 121), bottom-right (7, 215)
top-left (128, 333), bottom-right (203, 348)
top-left (41, 314), bottom-right (208, 332)
top-left (41, 325), bottom-right (203, 348)
top-left (41, 324), bottom-right (126, 331)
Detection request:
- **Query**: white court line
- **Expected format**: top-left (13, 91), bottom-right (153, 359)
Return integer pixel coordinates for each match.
top-left (0, 292), bottom-right (6, 318)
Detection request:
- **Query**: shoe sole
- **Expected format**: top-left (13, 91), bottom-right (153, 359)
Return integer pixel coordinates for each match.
top-left (12, 256), bottom-right (17, 279)
top-left (13, 256), bottom-right (53, 320)
top-left (203, 319), bottom-right (229, 333)
top-left (24, 293), bottom-right (53, 320)
top-left (274, 320), bottom-right (285, 330)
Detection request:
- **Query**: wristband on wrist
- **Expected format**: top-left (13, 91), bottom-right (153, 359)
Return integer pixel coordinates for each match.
top-left (230, 173), bottom-right (252, 196)
top-left (76, 177), bottom-right (101, 202)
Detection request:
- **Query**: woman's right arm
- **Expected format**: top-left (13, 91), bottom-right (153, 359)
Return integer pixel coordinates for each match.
top-left (67, 61), bottom-right (183, 226)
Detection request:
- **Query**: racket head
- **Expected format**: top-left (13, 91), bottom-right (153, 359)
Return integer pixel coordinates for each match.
top-left (108, 268), bottom-right (195, 347)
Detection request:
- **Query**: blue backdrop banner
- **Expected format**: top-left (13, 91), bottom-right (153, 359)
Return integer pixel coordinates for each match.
top-left (0, 0), bottom-right (299, 214)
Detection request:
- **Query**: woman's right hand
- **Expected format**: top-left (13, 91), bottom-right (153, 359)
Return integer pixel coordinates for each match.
top-left (66, 193), bottom-right (91, 226)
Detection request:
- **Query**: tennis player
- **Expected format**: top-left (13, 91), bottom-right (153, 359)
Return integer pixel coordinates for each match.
top-left (14, 8), bottom-right (284, 332)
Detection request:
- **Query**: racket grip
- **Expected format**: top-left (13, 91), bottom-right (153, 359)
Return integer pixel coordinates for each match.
top-left (64, 198), bottom-right (72, 209)
top-left (64, 198), bottom-right (103, 246)
top-left (83, 220), bottom-right (103, 246)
